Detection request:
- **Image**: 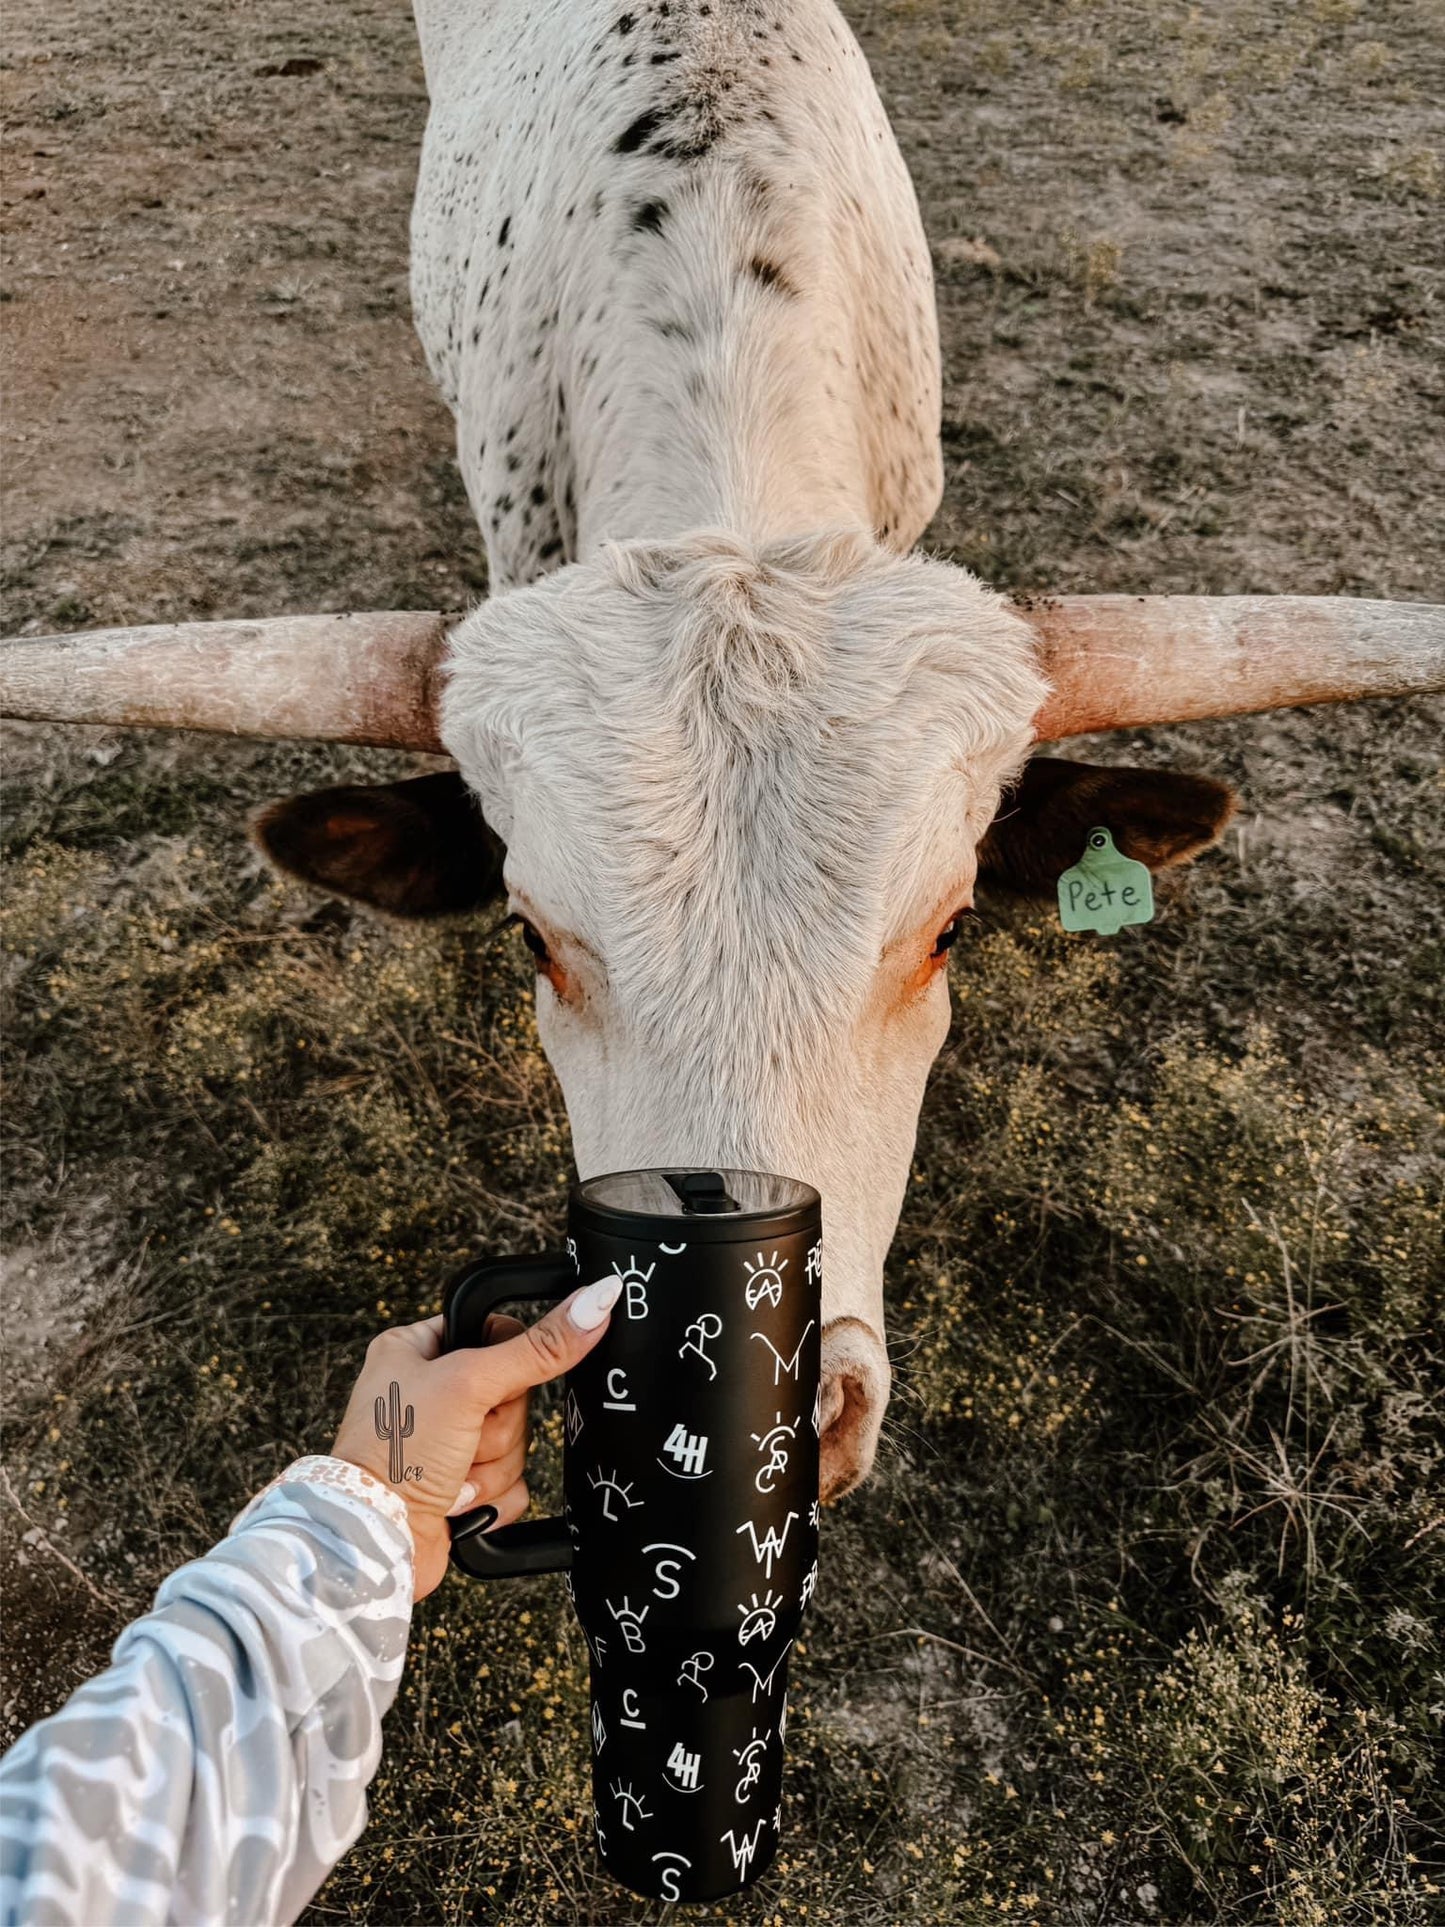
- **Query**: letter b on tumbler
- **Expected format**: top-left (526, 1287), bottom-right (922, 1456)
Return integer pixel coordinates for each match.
top-left (444, 1168), bottom-right (823, 1902)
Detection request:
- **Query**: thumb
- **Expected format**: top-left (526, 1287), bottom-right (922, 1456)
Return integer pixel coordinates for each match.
top-left (452, 1276), bottom-right (621, 1407)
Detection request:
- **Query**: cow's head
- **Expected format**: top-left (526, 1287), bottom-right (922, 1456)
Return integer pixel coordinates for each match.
top-left (5, 541), bottom-right (1438, 1496)
top-left (252, 530), bottom-right (1228, 1498)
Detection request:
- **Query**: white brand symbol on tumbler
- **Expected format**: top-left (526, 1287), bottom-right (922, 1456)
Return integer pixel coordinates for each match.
top-left (800, 1559), bottom-right (819, 1610)
top-left (591, 1703), bottom-right (606, 1753)
top-left (677, 1649), bottom-right (715, 1700)
top-left (619, 1687), bottom-right (646, 1730)
top-left (737, 1510), bottom-right (798, 1580)
top-left (652, 1853), bottom-right (692, 1901)
top-left (751, 1411), bottom-right (798, 1494)
top-left (565, 1387), bottom-right (584, 1442)
top-left (750, 1321), bottom-right (814, 1385)
top-left (612, 1254), bottom-right (654, 1320)
top-left (666, 1741), bottom-right (704, 1792)
top-left (742, 1646), bottom-right (789, 1703)
top-left (589, 1466), bottom-right (641, 1521)
top-left (612, 1781), bottom-right (652, 1831)
top-left (742, 1250), bottom-right (787, 1309)
top-left (607, 1595), bottom-right (650, 1654)
top-left (660, 1422), bottom-right (710, 1477)
top-left (602, 1367), bottom-right (637, 1412)
top-left (805, 1239), bottom-right (823, 1286)
top-left (722, 1818), bottom-right (766, 1879)
top-left (737, 1590), bottom-right (782, 1645)
top-left (643, 1541), bottom-right (696, 1600)
top-left (733, 1727), bottom-right (767, 1804)
top-left (678, 1311), bottom-right (722, 1380)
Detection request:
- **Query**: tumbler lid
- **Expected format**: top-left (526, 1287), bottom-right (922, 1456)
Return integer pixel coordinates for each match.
top-left (573, 1167), bottom-right (819, 1244)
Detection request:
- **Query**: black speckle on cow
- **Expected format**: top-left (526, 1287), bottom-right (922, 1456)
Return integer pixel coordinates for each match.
top-left (748, 255), bottom-right (796, 297)
top-left (615, 105), bottom-right (667, 154)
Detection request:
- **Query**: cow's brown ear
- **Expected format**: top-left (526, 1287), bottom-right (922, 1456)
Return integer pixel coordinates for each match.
top-left (252, 771), bottom-right (506, 918)
top-left (978, 756), bottom-right (1236, 894)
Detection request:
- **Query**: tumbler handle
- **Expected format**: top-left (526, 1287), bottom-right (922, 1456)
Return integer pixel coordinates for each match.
top-left (443, 1251), bottom-right (576, 1580)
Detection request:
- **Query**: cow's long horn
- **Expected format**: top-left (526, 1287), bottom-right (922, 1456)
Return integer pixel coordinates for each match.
top-left (0, 611), bottom-right (452, 750)
top-left (1025, 595), bottom-right (1444, 740)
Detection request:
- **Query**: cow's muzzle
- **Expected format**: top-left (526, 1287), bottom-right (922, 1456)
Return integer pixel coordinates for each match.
top-left (818, 1316), bottom-right (890, 1501)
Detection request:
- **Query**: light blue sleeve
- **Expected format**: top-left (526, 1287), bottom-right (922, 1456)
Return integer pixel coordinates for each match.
top-left (0, 1457), bottom-right (414, 1927)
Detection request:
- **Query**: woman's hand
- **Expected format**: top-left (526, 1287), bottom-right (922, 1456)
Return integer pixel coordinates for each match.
top-left (332, 1276), bottom-right (620, 1597)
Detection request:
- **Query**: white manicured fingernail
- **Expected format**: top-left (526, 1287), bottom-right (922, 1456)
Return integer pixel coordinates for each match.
top-left (448, 1482), bottom-right (478, 1516)
top-left (569, 1276), bottom-right (623, 1331)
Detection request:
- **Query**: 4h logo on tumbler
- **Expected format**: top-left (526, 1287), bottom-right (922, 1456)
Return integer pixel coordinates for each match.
top-left (666, 1742), bottom-right (704, 1793)
top-left (660, 1422), bottom-right (710, 1477)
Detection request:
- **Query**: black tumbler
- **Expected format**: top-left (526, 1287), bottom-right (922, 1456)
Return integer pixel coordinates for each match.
top-left (444, 1167), bottom-right (822, 1902)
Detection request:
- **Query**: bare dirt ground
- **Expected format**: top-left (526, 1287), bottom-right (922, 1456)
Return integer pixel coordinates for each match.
top-left (2, 3), bottom-right (1442, 1923)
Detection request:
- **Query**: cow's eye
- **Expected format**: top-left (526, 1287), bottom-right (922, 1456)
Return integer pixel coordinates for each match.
top-left (510, 915), bottom-right (552, 967)
top-left (931, 914), bottom-right (965, 959)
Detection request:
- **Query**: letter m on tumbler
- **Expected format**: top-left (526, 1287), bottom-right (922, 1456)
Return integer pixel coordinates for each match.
top-left (375, 1378), bottom-right (415, 1483)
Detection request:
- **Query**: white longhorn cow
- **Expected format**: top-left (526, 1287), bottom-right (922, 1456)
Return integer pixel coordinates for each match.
top-left (2, 0), bottom-right (1440, 1498)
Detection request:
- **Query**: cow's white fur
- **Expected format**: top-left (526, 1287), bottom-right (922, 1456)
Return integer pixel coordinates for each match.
top-left (413, 0), bottom-right (1049, 1493)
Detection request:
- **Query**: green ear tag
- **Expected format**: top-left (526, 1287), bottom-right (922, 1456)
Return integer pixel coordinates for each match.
top-left (1057, 827), bottom-right (1154, 934)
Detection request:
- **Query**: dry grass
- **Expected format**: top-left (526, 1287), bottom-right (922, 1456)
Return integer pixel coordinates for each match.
top-left (3, 0), bottom-right (1444, 1921)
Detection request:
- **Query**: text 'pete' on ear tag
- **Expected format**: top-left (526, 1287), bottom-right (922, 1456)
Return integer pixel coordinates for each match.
top-left (1058, 827), bottom-right (1154, 935)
